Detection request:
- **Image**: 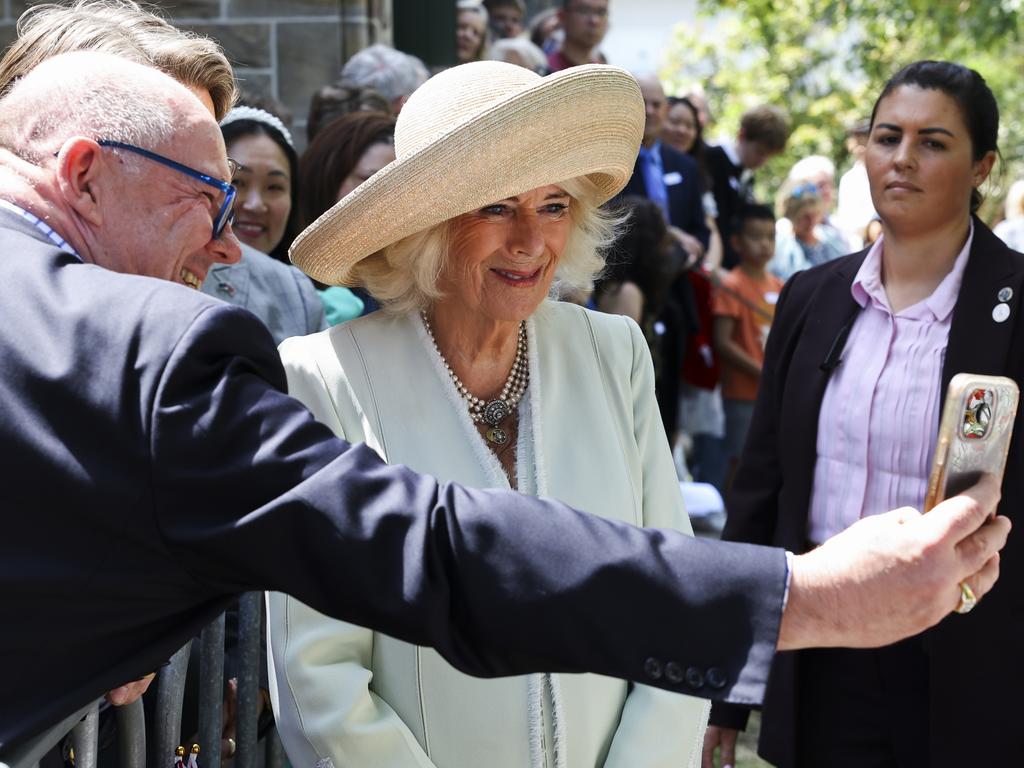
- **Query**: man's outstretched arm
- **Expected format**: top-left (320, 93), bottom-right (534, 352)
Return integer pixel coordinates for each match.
top-left (153, 304), bottom-right (1007, 706)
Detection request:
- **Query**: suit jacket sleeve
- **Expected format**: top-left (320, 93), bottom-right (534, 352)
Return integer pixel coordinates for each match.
top-left (602, 318), bottom-right (710, 768)
top-left (677, 153), bottom-right (711, 249)
top-left (149, 302), bottom-right (787, 704)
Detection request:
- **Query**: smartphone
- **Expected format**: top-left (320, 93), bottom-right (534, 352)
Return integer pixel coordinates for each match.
top-left (924, 373), bottom-right (1019, 512)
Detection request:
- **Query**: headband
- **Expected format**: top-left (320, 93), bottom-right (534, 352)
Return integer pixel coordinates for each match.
top-left (219, 106), bottom-right (295, 150)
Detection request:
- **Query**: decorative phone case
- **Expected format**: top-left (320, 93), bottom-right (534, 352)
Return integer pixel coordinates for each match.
top-left (924, 373), bottom-right (1019, 512)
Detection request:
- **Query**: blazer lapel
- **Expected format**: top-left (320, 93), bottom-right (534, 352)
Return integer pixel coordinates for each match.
top-left (206, 259), bottom-right (251, 306)
top-left (941, 221), bottom-right (1024, 402)
top-left (348, 313), bottom-right (509, 491)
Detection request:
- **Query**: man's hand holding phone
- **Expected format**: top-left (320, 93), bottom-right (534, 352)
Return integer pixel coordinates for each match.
top-left (779, 474), bottom-right (1009, 651)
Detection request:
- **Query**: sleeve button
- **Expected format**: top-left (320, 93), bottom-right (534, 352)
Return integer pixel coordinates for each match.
top-left (706, 667), bottom-right (728, 689)
top-left (644, 657), bottom-right (663, 680)
top-left (684, 666), bottom-right (705, 689)
top-left (664, 661), bottom-right (684, 684)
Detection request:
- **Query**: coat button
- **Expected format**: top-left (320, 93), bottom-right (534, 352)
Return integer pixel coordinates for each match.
top-left (685, 666), bottom-right (705, 689)
top-left (706, 667), bottom-right (727, 689)
top-left (665, 661), bottom-right (684, 684)
top-left (644, 657), bottom-right (663, 680)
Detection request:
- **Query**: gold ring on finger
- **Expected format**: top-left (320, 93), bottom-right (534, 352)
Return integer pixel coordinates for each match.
top-left (955, 580), bottom-right (978, 614)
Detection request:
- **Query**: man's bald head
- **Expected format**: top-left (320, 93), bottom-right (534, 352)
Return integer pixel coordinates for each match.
top-left (0, 50), bottom-right (210, 164)
top-left (634, 73), bottom-right (667, 147)
top-left (0, 50), bottom-right (239, 286)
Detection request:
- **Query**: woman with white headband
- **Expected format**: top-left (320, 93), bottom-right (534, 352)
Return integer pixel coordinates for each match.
top-left (209, 104), bottom-right (362, 333)
top-left (266, 62), bottom-right (709, 768)
top-left (219, 104), bottom-right (300, 262)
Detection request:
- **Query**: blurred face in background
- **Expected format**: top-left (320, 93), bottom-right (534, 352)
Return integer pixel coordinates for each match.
top-left (791, 201), bottom-right (824, 242)
top-left (457, 9), bottom-right (488, 64)
top-left (227, 132), bottom-right (292, 254)
top-left (732, 218), bottom-right (776, 267)
top-left (737, 137), bottom-right (776, 171)
top-left (663, 100), bottom-right (699, 154)
top-left (803, 169), bottom-right (835, 208)
top-left (489, 3), bottom-right (524, 38)
top-left (561, 0), bottom-right (608, 51)
top-left (637, 75), bottom-right (667, 146)
top-left (336, 141), bottom-right (396, 202)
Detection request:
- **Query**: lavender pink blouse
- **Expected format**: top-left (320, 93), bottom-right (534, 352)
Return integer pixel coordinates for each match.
top-left (807, 224), bottom-right (974, 543)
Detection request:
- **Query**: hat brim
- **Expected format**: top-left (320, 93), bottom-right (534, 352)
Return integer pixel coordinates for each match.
top-left (290, 65), bottom-right (644, 286)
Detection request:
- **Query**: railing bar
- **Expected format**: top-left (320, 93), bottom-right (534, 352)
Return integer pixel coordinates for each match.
top-left (234, 592), bottom-right (262, 768)
top-left (114, 698), bottom-right (146, 768)
top-left (151, 643), bottom-right (192, 767)
top-left (68, 704), bottom-right (99, 768)
top-left (198, 612), bottom-right (226, 768)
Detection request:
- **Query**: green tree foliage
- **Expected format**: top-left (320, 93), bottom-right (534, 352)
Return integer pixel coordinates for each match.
top-left (661, 0), bottom-right (1024, 218)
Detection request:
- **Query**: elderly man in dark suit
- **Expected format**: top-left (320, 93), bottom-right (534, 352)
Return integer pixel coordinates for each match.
top-left (0, 50), bottom-right (1009, 766)
top-left (622, 73), bottom-right (710, 255)
top-left (617, 73), bottom-right (710, 437)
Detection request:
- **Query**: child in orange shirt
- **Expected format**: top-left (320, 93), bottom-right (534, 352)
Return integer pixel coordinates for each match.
top-left (712, 203), bottom-right (783, 482)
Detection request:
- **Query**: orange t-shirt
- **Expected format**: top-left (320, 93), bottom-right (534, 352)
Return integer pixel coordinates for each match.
top-left (712, 268), bottom-right (783, 401)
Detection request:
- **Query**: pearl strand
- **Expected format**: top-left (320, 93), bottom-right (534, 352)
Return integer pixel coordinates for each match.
top-left (421, 311), bottom-right (529, 425)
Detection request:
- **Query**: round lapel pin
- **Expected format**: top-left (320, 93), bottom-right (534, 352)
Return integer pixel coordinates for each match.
top-left (993, 303), bottom-right (1011, 323)
top-left (998, 286), bottom-right (1013, 303)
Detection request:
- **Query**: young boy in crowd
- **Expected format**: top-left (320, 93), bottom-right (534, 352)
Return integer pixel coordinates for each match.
top-left (712, 203), bottom-right (783, 489)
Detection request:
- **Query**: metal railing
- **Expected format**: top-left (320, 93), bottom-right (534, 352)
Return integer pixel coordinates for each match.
top-left (15, 593), bottom-right (285, 768)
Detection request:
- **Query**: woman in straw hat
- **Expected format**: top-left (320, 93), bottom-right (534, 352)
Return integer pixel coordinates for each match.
top-left (266, 61), bottom-right (709, 768)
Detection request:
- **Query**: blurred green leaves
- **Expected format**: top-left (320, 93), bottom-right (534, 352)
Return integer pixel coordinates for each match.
top-left (661, 0), bottom-right (1024, 215)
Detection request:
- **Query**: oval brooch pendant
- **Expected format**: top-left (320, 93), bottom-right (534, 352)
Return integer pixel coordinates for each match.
top-left (486, 426), bottom-right (509, 445)
top-left (482, 399), bottom-right (510, 426)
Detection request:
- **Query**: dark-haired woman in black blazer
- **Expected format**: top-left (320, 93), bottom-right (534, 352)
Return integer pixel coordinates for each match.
top-left (704, 60), bottom-right (1023, 768)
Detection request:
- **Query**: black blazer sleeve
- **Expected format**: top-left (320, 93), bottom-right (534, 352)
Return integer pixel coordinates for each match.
top-left (663, 147), bottom-right (711, 249)
top-left (706, 146), bottom-right (740, 267)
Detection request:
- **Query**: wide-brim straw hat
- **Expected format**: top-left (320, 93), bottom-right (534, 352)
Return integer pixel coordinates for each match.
top-left (290, 60), bottom-right (644, 286)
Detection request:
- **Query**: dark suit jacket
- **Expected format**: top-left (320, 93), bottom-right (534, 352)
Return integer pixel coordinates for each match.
top-left (705, 144), bottom-right (750, 270)
top-left (710, 220), bottom-right (1024, 767)
top-left (620, 142), bottom-right (710, 248)
top-left (0, 214), bottom-right (787, 757)
top-left (617, 144), bottom-right (708, 435)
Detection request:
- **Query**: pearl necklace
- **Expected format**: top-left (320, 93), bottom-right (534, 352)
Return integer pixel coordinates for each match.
top-left (422, 311), bottom-right (529, 445)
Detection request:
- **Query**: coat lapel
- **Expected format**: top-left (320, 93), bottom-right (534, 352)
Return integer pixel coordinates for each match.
top-left (348, 312), bottom-right (509, 491)
top-left (941, 221), bottom-right (1024, 402)
top-left (205, 259), bottom-right (251, 306)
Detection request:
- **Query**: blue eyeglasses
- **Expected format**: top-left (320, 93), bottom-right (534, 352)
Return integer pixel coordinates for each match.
top-left (97, 139), bottom-right (237, 239)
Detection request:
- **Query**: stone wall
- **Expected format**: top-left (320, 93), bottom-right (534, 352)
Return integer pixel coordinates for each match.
top-left (0, 0), bottom-right (393, 149)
